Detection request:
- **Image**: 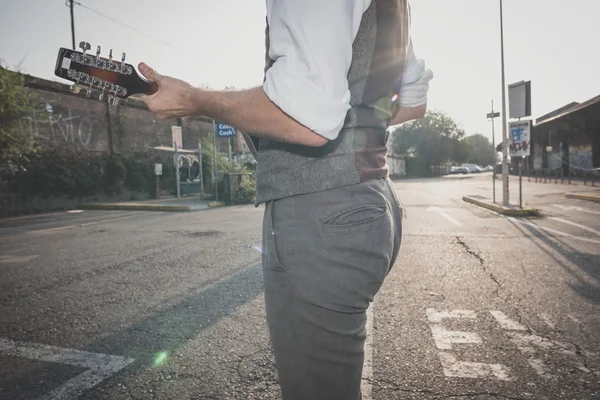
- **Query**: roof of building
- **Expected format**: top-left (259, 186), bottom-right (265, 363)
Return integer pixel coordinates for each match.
top-left (535, 94), bottom-right (600, 127)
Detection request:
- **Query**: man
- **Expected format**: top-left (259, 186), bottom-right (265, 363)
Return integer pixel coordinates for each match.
top-left (139, 1), bottom-right (432, 398)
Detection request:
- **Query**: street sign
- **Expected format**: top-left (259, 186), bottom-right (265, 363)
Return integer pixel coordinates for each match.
top-left (508, 81), bottom-right (532, 119)
top-left (154, 163), bottom-right (163, 176)
top-left (216, 122), bottom-right (237, 137)
top-left (487, 112), bottom-right (500, 119)
top-left (172, 126), bottom-right (183, 149)
top-left (509, 121), bottom-right (531, 157)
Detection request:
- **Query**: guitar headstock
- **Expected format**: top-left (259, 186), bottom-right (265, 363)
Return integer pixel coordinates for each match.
top-left (54, 41), bottom-right (158, 105)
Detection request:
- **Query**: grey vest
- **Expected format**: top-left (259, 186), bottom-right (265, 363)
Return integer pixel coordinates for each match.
top-left (253, 0), bottom-right (409, 204)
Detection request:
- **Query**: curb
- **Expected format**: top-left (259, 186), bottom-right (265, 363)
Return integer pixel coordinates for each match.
top-left (80, 203), bottom-right (192, 212)
top-left (462, 196), bottom-right (540, 217)
top-left (565, 193), bottom-right (600, 203)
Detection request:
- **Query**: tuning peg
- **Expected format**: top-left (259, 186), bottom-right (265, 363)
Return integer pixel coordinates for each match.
top-left (121, 52), bottom-right (126, 63)
top-left (107, 95), bottom-right (120, 106)
top-left (79, 41), bottom-right (91, 56)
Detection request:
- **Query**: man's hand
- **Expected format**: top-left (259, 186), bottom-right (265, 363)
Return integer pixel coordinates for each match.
top-left (138, 63), bottom-right (195, 119)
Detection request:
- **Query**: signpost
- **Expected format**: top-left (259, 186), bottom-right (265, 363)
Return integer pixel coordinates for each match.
top-left (216, 123), bottom-right (237, 137)
top-left (509, 121), bottom-right (531, 158)
top-left (154, 163), bottom-right (162, 199)
top-left (217, 122), bottom-right (236, 162)
top-left (509, 120), bottom-right (532, 209)
top-left (213, 122), bottom-right (238, 200)
top-left (487, 102), bottom-right (501, 203)
top-left (173, 143), bottom-right (181, 200)
top-left (198, 142), bottom-right (204, 199)
top-left (171, 126), bottom-right (183, 150)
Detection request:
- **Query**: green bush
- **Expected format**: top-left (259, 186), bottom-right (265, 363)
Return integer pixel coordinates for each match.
top-left (2, 150), bottom-right (176, 203)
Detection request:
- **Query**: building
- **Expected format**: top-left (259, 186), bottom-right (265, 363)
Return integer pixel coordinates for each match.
top-left (527, 94), bottom-right (600, 177)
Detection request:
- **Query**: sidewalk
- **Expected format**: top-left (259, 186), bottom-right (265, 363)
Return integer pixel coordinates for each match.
top-left (462, 175), bottom-right (600, 215)
top-left (80, 196), bottom-right (223, 212)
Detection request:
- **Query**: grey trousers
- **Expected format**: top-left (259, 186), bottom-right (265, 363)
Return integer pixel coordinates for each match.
top-left (262, 178), bottom-right (403, 400)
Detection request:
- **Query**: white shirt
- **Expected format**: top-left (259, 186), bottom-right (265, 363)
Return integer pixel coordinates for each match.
top-left (263, 0), bottom-right (433, 141)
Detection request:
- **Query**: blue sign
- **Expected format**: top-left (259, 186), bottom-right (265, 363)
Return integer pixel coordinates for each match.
top-left (216, 122), bottom-right (237, 137)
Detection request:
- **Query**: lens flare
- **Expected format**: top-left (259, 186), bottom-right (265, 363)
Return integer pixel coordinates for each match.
top-left (154, 351), bottom-right (168, 366)
top-left (252, 243), bottom-right (263, 254)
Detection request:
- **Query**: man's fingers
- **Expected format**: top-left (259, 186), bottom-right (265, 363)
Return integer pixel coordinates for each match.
top-left (138, 62), bottom-right (162, 83)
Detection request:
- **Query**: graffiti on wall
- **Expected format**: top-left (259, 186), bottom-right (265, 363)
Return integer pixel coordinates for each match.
top-left (19, 104), bottom-right (94, 147)
top-left (569, 145), bottom-right (592, 170)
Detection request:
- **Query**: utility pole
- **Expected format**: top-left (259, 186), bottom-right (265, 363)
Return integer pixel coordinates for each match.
top-left (212, 120), bottom-right (218, 201)
top-left (487, 101), bottom-right (500, 203)
top-left (69, 0), bottom-right (76, 50)
top-left (499, 0), bottom-right (510, 206)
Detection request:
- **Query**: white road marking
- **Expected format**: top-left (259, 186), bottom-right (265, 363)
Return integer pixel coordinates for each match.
top-left (28, 215), bottom-right (137, 234)
top-left (0, 338), bottom-right (134, 400)
top-left (489, 311), bottom-right (527, 331)
top-left (426, 309), bottom-right (476, 324)
top-left (507, 332), bottom-right (555, 355)
top-left (539, 314), bottom-right (556, 329)
top-left (551, 204), bottom-right (600, 216)
top-left (506, 331), bottom-right (583, 380)
top-left (437, 352), bottom-right (511, 381)
top-left (526, 358), bottom-right (553, 380)
top-left (430, 325), bottom-right (482, 350)
top-left (0, 254), bottom-right (40, 264)
top-left (507, 217), bottom-right (600, 244)
top-left (362, 304), bottom-right (374, 400)
top-left (567, 314), bottom-right (581, 324)
top-left (549, 217), bottom-right (600, 236)
top-left (427, 207), bottom-right (463, 227)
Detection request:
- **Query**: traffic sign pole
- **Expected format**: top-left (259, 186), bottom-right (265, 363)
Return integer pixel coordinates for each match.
top-left (213, 120), bottom-right (218, 201)
top-left (487, 102), bottom-right (500, 203)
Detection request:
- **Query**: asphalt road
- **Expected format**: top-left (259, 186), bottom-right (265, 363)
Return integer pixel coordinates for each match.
top-left (1, 174), bottom-right (599, 400)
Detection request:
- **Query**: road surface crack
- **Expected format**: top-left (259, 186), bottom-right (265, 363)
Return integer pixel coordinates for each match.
top-left (456, 237), bottom-right (502, 298)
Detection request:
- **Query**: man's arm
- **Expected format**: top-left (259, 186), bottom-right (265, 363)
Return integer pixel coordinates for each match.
top-left (389, 39), bottom-right (433, 126)
top-left (390, 104), bottom-right (427, 126)
top-left (139, 0), bottom-right (370, 148)
top-left (138, 63), bottom-right (328, 147)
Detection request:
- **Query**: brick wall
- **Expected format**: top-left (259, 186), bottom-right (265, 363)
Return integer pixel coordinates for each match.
top-left (22, 74), bottom-right (217, 154)
top-left (1, 73), bottom-right (254, 217)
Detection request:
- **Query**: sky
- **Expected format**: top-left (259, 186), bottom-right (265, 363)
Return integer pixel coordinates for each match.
top-left (1, 0), bottom-right (599, 144)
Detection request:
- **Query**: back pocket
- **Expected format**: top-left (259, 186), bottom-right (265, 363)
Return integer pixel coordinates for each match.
top-left (320, 203), bottom-right (389, 235)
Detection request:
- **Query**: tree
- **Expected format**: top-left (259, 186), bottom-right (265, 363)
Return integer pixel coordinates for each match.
top-left (461, 133), bottom-right (494, 166)
top-left (0, 65), bottom-right (38, 172)
top-left (390, 110), bottom-right (465, 164)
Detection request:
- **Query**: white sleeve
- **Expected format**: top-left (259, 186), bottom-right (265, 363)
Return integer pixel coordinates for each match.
top-left (398, 39), bottom-right (434, 108)
top-left (263, 0), bottom-right (371, 141)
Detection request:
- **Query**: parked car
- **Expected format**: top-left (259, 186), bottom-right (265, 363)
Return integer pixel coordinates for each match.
top-left (450, 166), bottom-right (469, 175)
top-left (461, 164), bottom-right (480, 173)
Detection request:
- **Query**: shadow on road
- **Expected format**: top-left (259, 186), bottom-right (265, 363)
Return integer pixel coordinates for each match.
top-left (3, 262), bottom-right (265, 393)
top-left (507, 219), bottom-right (600, 304)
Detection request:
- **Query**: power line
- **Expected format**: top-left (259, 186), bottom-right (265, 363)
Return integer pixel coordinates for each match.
top-left (68, 0), bottom-right (198, 58)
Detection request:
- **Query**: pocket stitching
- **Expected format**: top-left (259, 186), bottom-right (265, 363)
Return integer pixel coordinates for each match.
top-left (320, 204), bottom-right (389, 229)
